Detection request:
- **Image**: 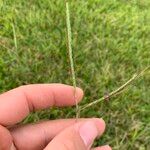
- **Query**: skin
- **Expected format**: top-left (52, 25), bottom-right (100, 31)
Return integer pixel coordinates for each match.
top-left (0, 84), bottom-right (112, 150)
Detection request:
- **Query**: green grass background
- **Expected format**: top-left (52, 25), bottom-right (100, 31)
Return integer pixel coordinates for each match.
top-left (0, 0), bottom-right (150, 149)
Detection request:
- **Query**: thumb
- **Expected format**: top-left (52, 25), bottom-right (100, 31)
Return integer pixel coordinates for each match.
top-left (0, 125), bottom-right (12, 150)
top-left (44, 119), bottom-right (105, 150)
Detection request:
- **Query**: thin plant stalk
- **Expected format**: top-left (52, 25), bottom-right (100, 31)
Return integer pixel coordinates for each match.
top-left (80, 66), bottom-right (149, 111)
top-left (12, 22), bottom-right (20, 60)
top-left (12, 23), bottom-right (18, 51)
top-left (65, 1), bottom-right (79, 118)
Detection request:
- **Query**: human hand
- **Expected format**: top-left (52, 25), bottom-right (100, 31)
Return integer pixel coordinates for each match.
top-left (0, 84), bottom-right (111, 150)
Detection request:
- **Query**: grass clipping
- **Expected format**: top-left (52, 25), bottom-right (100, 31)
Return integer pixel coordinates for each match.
top-left (65, 1), bottom-right (149, 115)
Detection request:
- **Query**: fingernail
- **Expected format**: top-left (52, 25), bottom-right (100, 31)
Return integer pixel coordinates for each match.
top-left (100, 145), bottom-right (112, 150)
top-left (76, 87), bottom-right (84, 101)
top-left (78, 121), bottom-right (98, 148)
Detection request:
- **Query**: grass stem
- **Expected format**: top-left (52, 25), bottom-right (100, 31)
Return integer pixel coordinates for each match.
top-left (80, 66), bottom-right (150, 111)
top-left (12, 23), bottom-right (18, 51)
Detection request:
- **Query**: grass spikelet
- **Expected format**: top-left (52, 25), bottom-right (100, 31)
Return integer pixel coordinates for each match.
top-left (65, 1), bottom-right (79, 118)
top-left (80, 66), bottom-right (150, 111)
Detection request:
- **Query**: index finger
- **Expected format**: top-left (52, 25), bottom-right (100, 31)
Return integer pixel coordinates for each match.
top-left (0, 84), bottom-right (83, 126)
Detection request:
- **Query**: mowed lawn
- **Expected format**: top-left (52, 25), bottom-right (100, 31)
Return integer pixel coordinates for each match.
top-left (0, 0), bottom-right (150, 149)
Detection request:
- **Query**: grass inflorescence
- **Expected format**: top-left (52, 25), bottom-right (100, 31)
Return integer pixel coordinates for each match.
top-left (80, 66), bottom-right (150, 111)
top-left (65, 1), bottom-right (79, 119)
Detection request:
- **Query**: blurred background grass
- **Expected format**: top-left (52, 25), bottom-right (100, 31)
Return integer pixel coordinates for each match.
top-left (0, 0), bottom-right (150, 149)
